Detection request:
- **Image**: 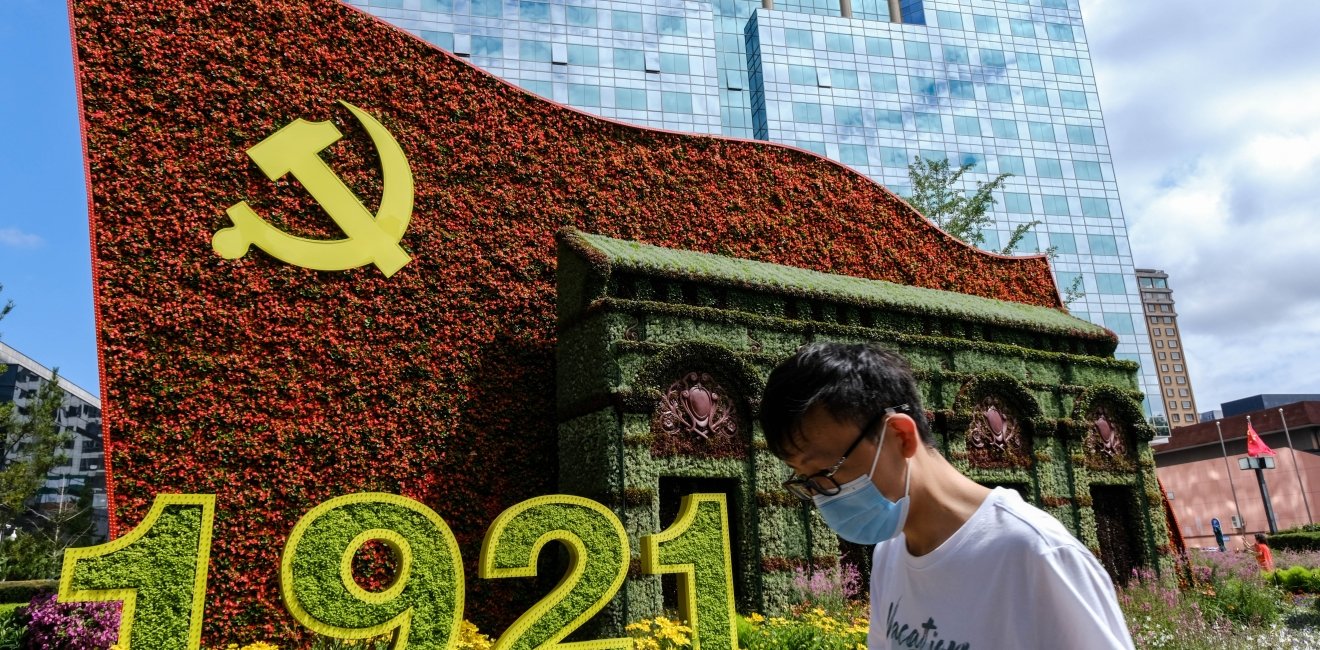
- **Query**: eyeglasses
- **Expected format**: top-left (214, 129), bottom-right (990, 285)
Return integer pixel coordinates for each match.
top-left (781, 404), bottom-right (911, 502)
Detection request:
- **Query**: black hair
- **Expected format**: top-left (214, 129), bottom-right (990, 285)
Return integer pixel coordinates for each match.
top-left (1255, 533), bottom-right (1268, 544)
top-left (760, 342), bottom-right (933, 459)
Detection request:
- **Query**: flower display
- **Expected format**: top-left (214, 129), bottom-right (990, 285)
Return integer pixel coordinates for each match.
top-left (69, 0), bottom-right (1061, 643)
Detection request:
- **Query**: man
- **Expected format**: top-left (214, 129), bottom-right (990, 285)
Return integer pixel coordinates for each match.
top-left (760, 342), bottom-right (1133, 649)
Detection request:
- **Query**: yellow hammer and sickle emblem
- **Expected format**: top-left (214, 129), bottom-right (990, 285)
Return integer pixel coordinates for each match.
top-left (212, 101), bottom-right (413, 277)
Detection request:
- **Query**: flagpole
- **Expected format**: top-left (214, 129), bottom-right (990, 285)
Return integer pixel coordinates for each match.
top-left (1216, 420), bottom-right (1244, 531)
top-left (1247, 415), bottom-right (1279, 534)
top-left (1279, 407), bottom-right (1313, 524)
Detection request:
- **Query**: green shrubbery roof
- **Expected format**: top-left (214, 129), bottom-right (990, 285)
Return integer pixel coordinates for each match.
top-left (562, 229), bottom-right (1110, 341)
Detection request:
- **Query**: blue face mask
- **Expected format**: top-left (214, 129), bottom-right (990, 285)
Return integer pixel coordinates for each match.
top-left (812, 421), bottom-right (911, 545)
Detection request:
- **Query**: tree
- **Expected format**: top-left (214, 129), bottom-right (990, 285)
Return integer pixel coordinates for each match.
top-left (903, 158), bottom-right (1085, 306)
top-left (0, 284), bottom-right (74, 580)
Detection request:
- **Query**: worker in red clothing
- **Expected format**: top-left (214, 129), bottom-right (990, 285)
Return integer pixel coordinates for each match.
top-left (1254, 533), bottom-right (1274, 572)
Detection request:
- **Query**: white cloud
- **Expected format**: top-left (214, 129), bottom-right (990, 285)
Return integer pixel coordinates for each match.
top-left (0, 227), bottom-right (43, 249)
top-left (1082, 0), bottom-right (1320, 410)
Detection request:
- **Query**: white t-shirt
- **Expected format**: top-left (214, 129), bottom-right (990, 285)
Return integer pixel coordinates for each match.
top-left (868, 488), bottom-right (1134, 650)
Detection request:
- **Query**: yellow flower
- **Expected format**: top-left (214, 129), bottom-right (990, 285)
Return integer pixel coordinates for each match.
top-left (745, 612), bottom-right (765, 624)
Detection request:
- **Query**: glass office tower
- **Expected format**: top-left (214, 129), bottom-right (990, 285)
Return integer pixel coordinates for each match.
top-left (347, 0), bottom-right (1162, 420)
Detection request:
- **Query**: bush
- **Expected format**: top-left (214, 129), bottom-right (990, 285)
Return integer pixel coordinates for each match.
top-left (1269, 531), bottom-right (1320, 552)
top-left (1268, 566), bottom-right (1320, 593)
top-left (0, 581), bottom-right (57, 605)
top-left (0, 604), bottom-right (23, 650)
top-left (17, 593), bottom-right (120, 650)
top-left (788, 562), bottom-right (862, 614)
top-left (1195, 577), bottom-right (1284, 626)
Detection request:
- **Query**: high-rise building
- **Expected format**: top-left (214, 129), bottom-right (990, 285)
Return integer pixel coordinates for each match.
top-left (0, 342), bottom-right (107, 540)
top-left (348, 0), bottom-right (1161, 418)
top-left (1135, 268), bottom-right (1198, 428)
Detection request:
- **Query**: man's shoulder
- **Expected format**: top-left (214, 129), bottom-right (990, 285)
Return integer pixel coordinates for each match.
top-left (978, 488), bottom-right (1086, 552)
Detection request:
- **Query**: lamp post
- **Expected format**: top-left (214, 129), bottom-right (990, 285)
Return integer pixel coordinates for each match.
top-left (1279, 407), bottom-right (1314, 524)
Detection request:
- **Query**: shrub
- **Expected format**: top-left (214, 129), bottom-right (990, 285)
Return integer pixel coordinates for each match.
top-left (0, 581), bottom-right (58, 605)
top-left (0, 604), bottom-right (23, 650)
top-left (1195, 576), bottom-right (1283, 626)
top-left (17, 593), bottom-right (120, 650)
top-left (1269, 531), bottom-right (1320, 552)
top-left (1268, 566), bottom-right (1320, 593)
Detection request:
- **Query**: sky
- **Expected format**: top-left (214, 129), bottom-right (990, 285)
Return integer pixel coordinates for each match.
top-left (1, 0), bottom-right (1318, 413)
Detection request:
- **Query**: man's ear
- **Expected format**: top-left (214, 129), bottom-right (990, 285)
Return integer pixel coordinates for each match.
top-left (888, 414), bottom-right (921, 459)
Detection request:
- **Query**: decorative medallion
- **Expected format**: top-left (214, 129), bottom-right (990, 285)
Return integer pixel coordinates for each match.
top-left (657, 372), bottom-right (737, 440)
top-left (1087, 407), bottom-right (1127, 459)
top-left (968, 396), bottom-right (1025, 460)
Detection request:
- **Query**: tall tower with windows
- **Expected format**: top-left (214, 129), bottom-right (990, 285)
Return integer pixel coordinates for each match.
top-left (348, 0), bottom-right (1162, 419)
top-left (1135, 268), bottom-right (1198, 428)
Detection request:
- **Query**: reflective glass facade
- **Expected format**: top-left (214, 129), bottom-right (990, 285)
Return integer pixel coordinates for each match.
top-left (348, 0), bottom-right (1161, 417)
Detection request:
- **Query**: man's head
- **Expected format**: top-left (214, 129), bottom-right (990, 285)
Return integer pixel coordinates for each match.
top-left (760, 342), bottom-right (933, 461)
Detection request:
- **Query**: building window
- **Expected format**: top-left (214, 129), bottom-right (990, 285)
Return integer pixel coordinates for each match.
top-left (785, 29), bottom-right (814, 48)
top-left (943, 45), bottom-right (970, 64)
top-left (471, 0), bottom-right (502, 17)
top-left (832, 69), bottom-right (860, 89)
top-left (1017, 52), bottom-right (1044, 72)
top-left (519, 1), bottom-right (550, 22)
top-left (871, 73), bottom-right (899, 92)
top-left (985, 84), bottom-right (1012, 103)
top-left (1088, 235), bottom-right (1119, 256)
top-left (520, 40), bottom-right (552, 63)
top-left (1010, 19), bottom-right (1035, 37)
top-left (792, 102), bottom-right (823, 123)
top-left (662, 91), bottom-right (693, 113)
top-left (1004, 193), bottom-right (1032, 214)
top-left (1176, 376), bottom-right (1186, 384)
top-left (568, 84), bottom-right (601, 107)
top-left (472, 36), bottom-right (503, 57)
top-left (1182, 401), bottom-right (1192, 409)
top-left (1036, 158), bottom-right (1064, 178)
top-left (876, 109), bottom-right (903, 130)
top-left (998, 155), bottom-right (1026, 175)
top-left (1171, 352), bottom-right (1181, 360)
top-left (612, 10), bottom-right (643, 32)
top-left (1046, 22), bottom-right (1075, 42)
top-left (1043, 195), bottom-right (1070, 216)
top-left (1023, 86), bottom-right (1049, 107)
top-left (1158, 352), bottom-right (1166, 360)
top-left (567, 6), bottom-right (596, 26)
top-left (827, 33), bottom-right (856, 53)
top-left (954, 116), bottom-right (982, 136)
top-left (866, 37), bottom-right (894, 56)
top-left (1049, 233), bottom-right (1077, 254)
top-left (658, 15), bottom-right (687, 36)
top-left (1165, 388), bottom-right (1174, 397)
top-left (614, 88), bottom-right (646, 110)
top-left (980, 49), bottom-right (1007, 68)
top-left (1068, 125), bottom-right (1098, 145)
top-left (659, 53), bottom-right (690, 74)
top-left (992, 119), bottom-right (1019, 139)
top-left (1060, 90), bottom-right (1089, 109)
top-left (839, 145), bottom-right (869, 165)
top-left (1163, 376), bottom-right (1172, 384)
top-left (1103, 312), bottom-right (1134, 334)
top-left (1179, 389), bottom-right (1189, 397)
top-left (1080, 197), bottom-right (1110, 217)
top-left (1171, 413), bottom-right (1180, 423)
top-left (973, 14), bottom-right (1000, 33)
top-left (1169, 339), bottom-right (1179, 348)
top-left (567, 45), bottom-right (599, 66)
top-left (1160, 364), bottom-right (1169, 372)
top-left (1075, 160), bottom-right (1103, 181)
top-left (1156, 340), bottom-right (1164, 348)
top-left (1053, 56), bottom-right (1082, 75)
top-left (911, 76), bottom-right (939, 96)
top-left (1027, 121), bottom-right (1056, 142)
top-left (835, 106), bottom-right (864, 127)
top-left (949, 80), bottom-right (975, 99)
top-left (614, 48), bottom-right (645, 71)
top-left (915, 112), bottom-right (943, 132)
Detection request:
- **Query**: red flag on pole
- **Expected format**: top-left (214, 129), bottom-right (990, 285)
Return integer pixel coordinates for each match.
top-left (1247, 420), bottom-right (1276, 457)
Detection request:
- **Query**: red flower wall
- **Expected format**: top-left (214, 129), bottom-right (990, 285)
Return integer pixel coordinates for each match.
top-left (70, 0), bottom-right (1062, 642)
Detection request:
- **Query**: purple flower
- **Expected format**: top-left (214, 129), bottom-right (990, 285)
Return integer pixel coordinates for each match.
top-left (17, 593), bottom-right (122, 650)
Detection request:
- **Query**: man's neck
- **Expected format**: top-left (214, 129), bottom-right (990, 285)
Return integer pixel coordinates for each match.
top-left (902, 451), bottom-right (993, 556)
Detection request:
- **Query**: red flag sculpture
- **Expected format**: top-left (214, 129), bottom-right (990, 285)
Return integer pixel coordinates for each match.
top-left (1246, 420), bottom-right (1276, 457)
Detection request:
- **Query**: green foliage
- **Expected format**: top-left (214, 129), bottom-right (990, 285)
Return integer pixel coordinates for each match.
top-left (563, 230), bottom-right (1106, 341)
top-left (1197, 577), bottom-right (1284, 626)
top-left (735, 610), bottom-right (866, 650)
top-left (65, 504), bottom-right (207, 649)
top-left (482, 499), bottom-right (627, 649)
top-left (1270, 531), bottom-right (1320, 552)
top-left (284, 496), bottom-right (461, 649)
top-left (0, 602), bottom-right (21, 650)
top-left (0, 580), bottom-right (56, 605)
top-left (902, 157), bottom-right (1013, 251)
top-left (0, 351), bottom-right (71, 580)
top-left (1268, 566), bottom-right (1320, 593)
